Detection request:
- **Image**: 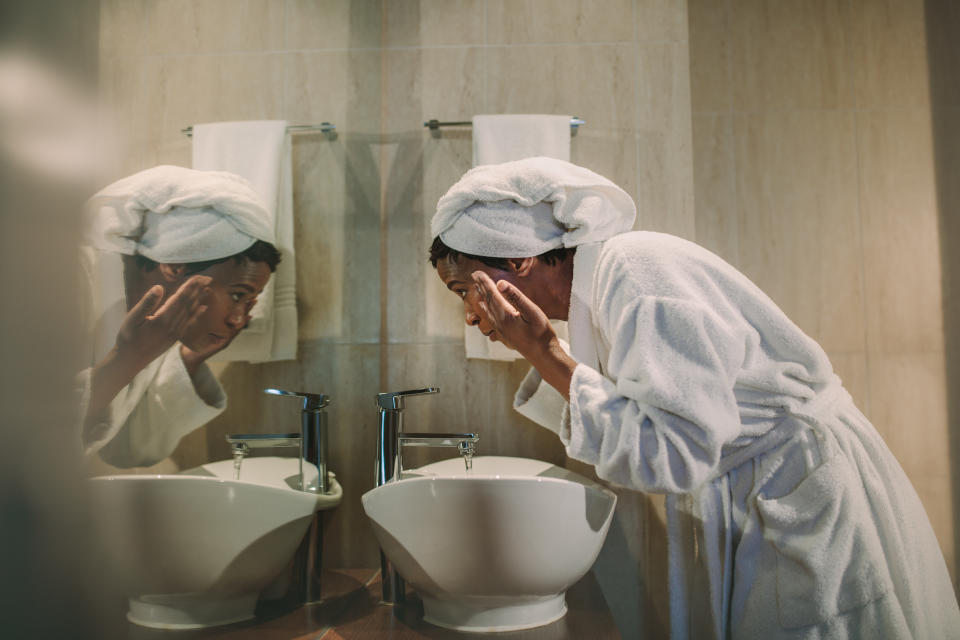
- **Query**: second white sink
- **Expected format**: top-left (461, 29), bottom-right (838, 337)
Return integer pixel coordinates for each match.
top-left (362, 456), bottom-right (616, 632)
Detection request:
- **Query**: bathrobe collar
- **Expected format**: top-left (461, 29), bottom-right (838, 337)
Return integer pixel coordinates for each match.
top-left (567, 241), bottom-right (605, 372)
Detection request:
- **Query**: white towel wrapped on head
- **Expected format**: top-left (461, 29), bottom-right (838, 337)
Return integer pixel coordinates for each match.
top-left (84, 164), bottom-right (275, 261)
top-left (432, 156), bottom-right (636, 258)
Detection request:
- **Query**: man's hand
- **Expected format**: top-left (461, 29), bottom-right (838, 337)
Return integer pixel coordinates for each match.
top-left (471, 270), bottom-right (555, 356)
top-left (471, 270), bottom-right (577, 400)
top-left (115, 276), bottom-right (211, 370)
top-left (85, 275), bottom-right (211, 438)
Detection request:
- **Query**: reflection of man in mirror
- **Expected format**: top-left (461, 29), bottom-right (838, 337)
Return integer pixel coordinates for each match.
top-left (78, 165), bottom-right (280, 467)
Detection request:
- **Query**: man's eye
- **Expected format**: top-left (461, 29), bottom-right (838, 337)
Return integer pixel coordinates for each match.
top-left (231, 292), bottom-right (244, 302)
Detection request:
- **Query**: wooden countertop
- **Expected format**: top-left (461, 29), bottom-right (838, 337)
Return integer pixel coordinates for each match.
top-left (126, 569), bottom-right (621, 639)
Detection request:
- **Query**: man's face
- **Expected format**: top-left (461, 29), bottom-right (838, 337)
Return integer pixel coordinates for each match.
top-left (179, 258), bottom-right (272, 352)
top-left (435, 255), bottom-right (523, 343)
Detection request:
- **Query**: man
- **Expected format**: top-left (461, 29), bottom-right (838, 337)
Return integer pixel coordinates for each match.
top-left (430, 156), bottom-right (959, 639)
top-left (79, 165), bottom-right (279, 467)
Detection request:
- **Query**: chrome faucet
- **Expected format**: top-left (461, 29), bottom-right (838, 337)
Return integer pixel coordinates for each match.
top-left (226, 388), bottom-right (331, 493)
top-left (225, 388), bottom-right (332, 606)
top-left (374, 387), bottom-right (479, 605)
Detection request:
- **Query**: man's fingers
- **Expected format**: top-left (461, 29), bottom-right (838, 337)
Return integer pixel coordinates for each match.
top-left (495, 279), bottom-right (538, 322)
top-left (152, 275), bottom-right (212, 319)
top-left (471, 271), bottom-right (519, 319)
top-left (128, 285), bottom-right (164, 323)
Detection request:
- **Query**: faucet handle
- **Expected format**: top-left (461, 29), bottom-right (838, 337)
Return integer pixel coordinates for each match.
top-left (265, 387), bottom-right (330, 411)
top-left (376, 387), bottom-right (439, 410)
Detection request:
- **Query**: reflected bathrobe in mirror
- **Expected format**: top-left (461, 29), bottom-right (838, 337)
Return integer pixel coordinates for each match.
top-left (76, 246), bottom-right (225, 467)
top-left (516, 231), bottom-right (959, 639)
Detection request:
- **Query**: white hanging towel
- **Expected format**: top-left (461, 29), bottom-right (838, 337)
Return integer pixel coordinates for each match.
top-left (472, 114), bottom-right (572, 166)
top-left (192, 120), bottom-right (298, 362)
top-left (466, 114), bottom-right (572, 360)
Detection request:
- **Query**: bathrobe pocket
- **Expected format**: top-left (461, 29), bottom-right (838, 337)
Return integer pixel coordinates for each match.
top-left (755, 454), bottom-right (890, 629)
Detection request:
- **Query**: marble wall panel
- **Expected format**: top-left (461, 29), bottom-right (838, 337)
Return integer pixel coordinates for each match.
top-left (636, 0), bottom-right (689, 42)
top-left (868, 353), bottom-right (950, 480)
top-left (285, 0), bottom-right (383, 51)
top-left (99, 0), bottom-right (148, 59)
top-left (857, 108), bottom-right (943, 354)
top-left (383, 0), bottom-right (485, 48)
top-left (728, 0), bottom-right (853, 112)
top-left (925, 0), bottom-right (960, 109)
top-left (486, 0), bottom-right (636, 44)
top-left (691, 114), bottom-right (738, 265)
top-left (687, 0), bottom-right (729, 113)
top-left (734, 110), bottom-right (864, 352)
top-left (143, 0), bottom-right (285, 55)
top-left (635, 41), bottom-right (694, 237)
top-left (849, 0), bottom-right (930, 109)
top-left (96, 55), bottom-right (164, 179)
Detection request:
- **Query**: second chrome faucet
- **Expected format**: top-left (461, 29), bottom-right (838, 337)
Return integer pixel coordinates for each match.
top-left (374, 387), bottom-right (478, 487)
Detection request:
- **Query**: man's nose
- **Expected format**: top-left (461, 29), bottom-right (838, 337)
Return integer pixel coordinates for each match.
top-left (226, 308), bottom-right (246, 330)
top-left (464, 304), bottom-right (479, 326)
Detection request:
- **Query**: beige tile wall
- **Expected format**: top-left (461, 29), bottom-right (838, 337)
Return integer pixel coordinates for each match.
top-left (96, 0), bottom-right (956, 635)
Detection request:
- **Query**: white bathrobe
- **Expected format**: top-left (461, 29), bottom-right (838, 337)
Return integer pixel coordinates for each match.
top-left (77, 246), bottom-right (226, 468)
top-left (516, 231), bottom-right (959, 639)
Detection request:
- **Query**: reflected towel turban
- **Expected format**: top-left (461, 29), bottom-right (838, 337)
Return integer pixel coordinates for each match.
top-left (83, 164), bottom-right (275, 263)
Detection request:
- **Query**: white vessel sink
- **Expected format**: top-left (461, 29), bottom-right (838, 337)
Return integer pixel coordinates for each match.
top-left (361, 456), bottom-right (616, 632)
top-left (89, 456), bottom-right (342, 630)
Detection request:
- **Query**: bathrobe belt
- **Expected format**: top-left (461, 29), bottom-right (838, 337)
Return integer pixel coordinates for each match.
top-left (712, 375), bottom-right (849, 481)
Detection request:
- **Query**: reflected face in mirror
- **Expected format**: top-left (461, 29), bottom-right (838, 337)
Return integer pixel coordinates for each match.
top-left (169, 258), bottom-right (272, 352)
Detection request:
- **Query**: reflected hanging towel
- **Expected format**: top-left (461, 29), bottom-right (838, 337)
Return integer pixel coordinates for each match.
top-left (192, 120), bottom-right (297, 362)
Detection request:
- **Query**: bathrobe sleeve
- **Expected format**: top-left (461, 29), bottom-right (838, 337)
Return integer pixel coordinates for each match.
top-left (81, 345), bottom-right (226, 468)
top-left (561, 250), bottom-right (747, 493)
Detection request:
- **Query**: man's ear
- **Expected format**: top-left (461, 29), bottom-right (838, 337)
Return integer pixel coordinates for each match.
top-left (508, 257), bottom-right (537, 277)
top-left (157, 263), bottom-right (188, 283)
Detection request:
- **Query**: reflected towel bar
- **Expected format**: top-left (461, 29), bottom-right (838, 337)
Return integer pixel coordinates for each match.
top-left (181, 123), bottom-right (336, 137)
top-left (424, 117), bottom-right (585, 131)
